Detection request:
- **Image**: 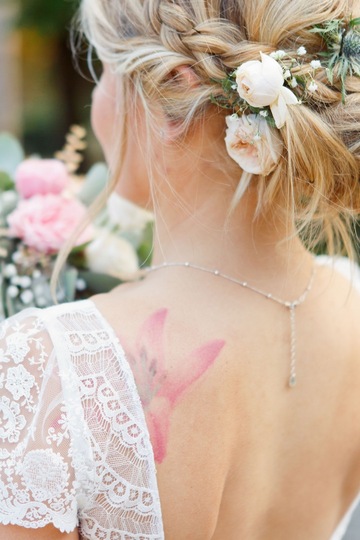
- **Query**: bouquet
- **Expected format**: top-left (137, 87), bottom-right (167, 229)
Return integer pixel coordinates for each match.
top-left (0, 127), bottom-right (153, 319)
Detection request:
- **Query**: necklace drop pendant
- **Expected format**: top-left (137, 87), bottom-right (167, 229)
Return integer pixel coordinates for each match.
top-left (146, 260), bottom-right (316, 390)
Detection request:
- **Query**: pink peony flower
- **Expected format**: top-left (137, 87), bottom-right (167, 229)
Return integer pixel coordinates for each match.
top-left (15, 159), bottom-right (70, 199)
top-left (7, 194), bottom-right (93, 254)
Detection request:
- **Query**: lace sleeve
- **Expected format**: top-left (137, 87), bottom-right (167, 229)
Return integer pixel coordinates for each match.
top-left (50, 301), bottom-right (164, 540)
top-left (0, 308), bottom-right (92, 533)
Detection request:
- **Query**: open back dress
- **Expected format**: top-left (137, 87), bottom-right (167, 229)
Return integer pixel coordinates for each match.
top-left (0, 256), bottom-right (359, 539)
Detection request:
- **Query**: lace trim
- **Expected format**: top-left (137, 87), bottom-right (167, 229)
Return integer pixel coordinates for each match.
top-left (0, 311), bottom-right (81, 533)
top-left (0, 303), bottom-right (164, 538)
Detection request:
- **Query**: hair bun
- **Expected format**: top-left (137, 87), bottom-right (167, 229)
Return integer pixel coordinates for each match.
top-left (79, 0), bottom-right (360, 259)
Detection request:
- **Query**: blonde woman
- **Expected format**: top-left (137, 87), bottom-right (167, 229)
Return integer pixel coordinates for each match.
top-left (1, 0), bottom-right (360, 539)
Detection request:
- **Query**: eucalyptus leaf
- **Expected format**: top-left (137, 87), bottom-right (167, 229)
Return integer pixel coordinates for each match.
top-left (0, 172), bottom-right (15, 192)
top-left (0, 133), bottom-right (25, 176)
top-left (0, 190), bottom-right (18, 218)
top-left (78, 162), bottom-right (109, 206)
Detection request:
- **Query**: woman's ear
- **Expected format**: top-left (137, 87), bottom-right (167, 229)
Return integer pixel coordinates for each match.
top-left (160, 65), bottom-right (200, 142)
top-left (172, 65), bottom-right (199, 88)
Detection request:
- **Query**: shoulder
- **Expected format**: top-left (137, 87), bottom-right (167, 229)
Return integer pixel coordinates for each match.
top-left (0, 300), bottom-right (103, 354)
top-left (0, 300), bottom-right (107, 388)
top-left (0, 305), bottom-right (91, 532)
top-left (0, 306), bottom-right (48, 356)
top-left (311, 256), bottom-right (360, 390)
top-left (0, 301), bottom-right (164, 536)
top-left (315, 255), bottom-right (360, 292)
top-left (314, 256), bottom-right (360, 332)
top-left (314, 256), bottom-right (360, 319)
top-left (0, 307), bottom-right (52, 427)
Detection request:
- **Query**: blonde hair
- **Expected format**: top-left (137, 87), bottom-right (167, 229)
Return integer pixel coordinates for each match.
top-left (53, 0), bottom-right (360, 287)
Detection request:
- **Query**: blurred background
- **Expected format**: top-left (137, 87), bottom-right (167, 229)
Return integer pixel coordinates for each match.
top-left (0, 0), bottom-right (101, 165)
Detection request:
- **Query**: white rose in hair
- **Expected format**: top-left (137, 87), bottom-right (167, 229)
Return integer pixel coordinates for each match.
top-left (235, 52), bottom-right (299, 128)
top-left (225, 114), bottom-right (283, 175)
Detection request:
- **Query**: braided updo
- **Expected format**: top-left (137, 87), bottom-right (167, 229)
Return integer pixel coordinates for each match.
top-left (79, 0), bottom-right (360, 257)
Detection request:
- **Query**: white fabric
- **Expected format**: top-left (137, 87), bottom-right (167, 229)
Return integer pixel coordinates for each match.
top-left (330, 491), bottom-right (360, 540)
top-left (0, 300), bottom-right (164, 539)
top-left (0, 255), bottom-right (359, 538)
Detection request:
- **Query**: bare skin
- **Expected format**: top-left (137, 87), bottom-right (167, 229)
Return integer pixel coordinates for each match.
top-left (3, 66), bottom-right (359, 539)
top-left (90, 72), bottom-right (360, 538)
top-left (91, 256), bottom-right (360, 540)
top-left (5, 260), bottom-right (358, 540)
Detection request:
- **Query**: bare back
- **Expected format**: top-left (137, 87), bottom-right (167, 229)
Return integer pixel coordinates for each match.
top-left (93, 259), bottom-right (360, 540)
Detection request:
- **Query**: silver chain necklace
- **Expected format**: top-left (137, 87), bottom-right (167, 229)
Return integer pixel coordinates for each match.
top-left (145, 260), bottom-right (317, 389)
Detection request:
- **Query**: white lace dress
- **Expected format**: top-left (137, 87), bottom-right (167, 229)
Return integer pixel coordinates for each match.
top-left (0, 256), bottom-right (359, 539)
top-left (0, 300), bottom-right (164, 539)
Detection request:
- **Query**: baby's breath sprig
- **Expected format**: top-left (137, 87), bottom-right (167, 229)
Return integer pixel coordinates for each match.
top-left (310, 17), bottom-right (360, 102)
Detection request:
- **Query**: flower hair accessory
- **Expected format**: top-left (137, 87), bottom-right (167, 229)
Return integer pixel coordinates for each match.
top-left (211, 47), bottom-right (317, 128)
top-left (213, 18), bottom-right (360, 179)
top-left (311, 17), bottom-right (360, 102)
top-left (212, 50), bottom-right (311, 176)
top-left (225, 114), bottom-right (283, 175)
top-left (235, 52), bottom-right (299, 129)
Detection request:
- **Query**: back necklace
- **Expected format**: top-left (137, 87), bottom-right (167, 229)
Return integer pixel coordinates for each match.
top-left (145, 260), bottom-right (317, 389)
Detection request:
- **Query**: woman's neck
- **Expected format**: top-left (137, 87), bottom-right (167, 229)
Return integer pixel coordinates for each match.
top-left (118, 111), bottom-right (314, 294)
top-left (150, 182), bottom-right (313, 296)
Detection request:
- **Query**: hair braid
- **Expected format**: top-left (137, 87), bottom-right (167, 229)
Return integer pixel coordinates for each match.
top-left (76, 0), bottom-right (360, 261)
